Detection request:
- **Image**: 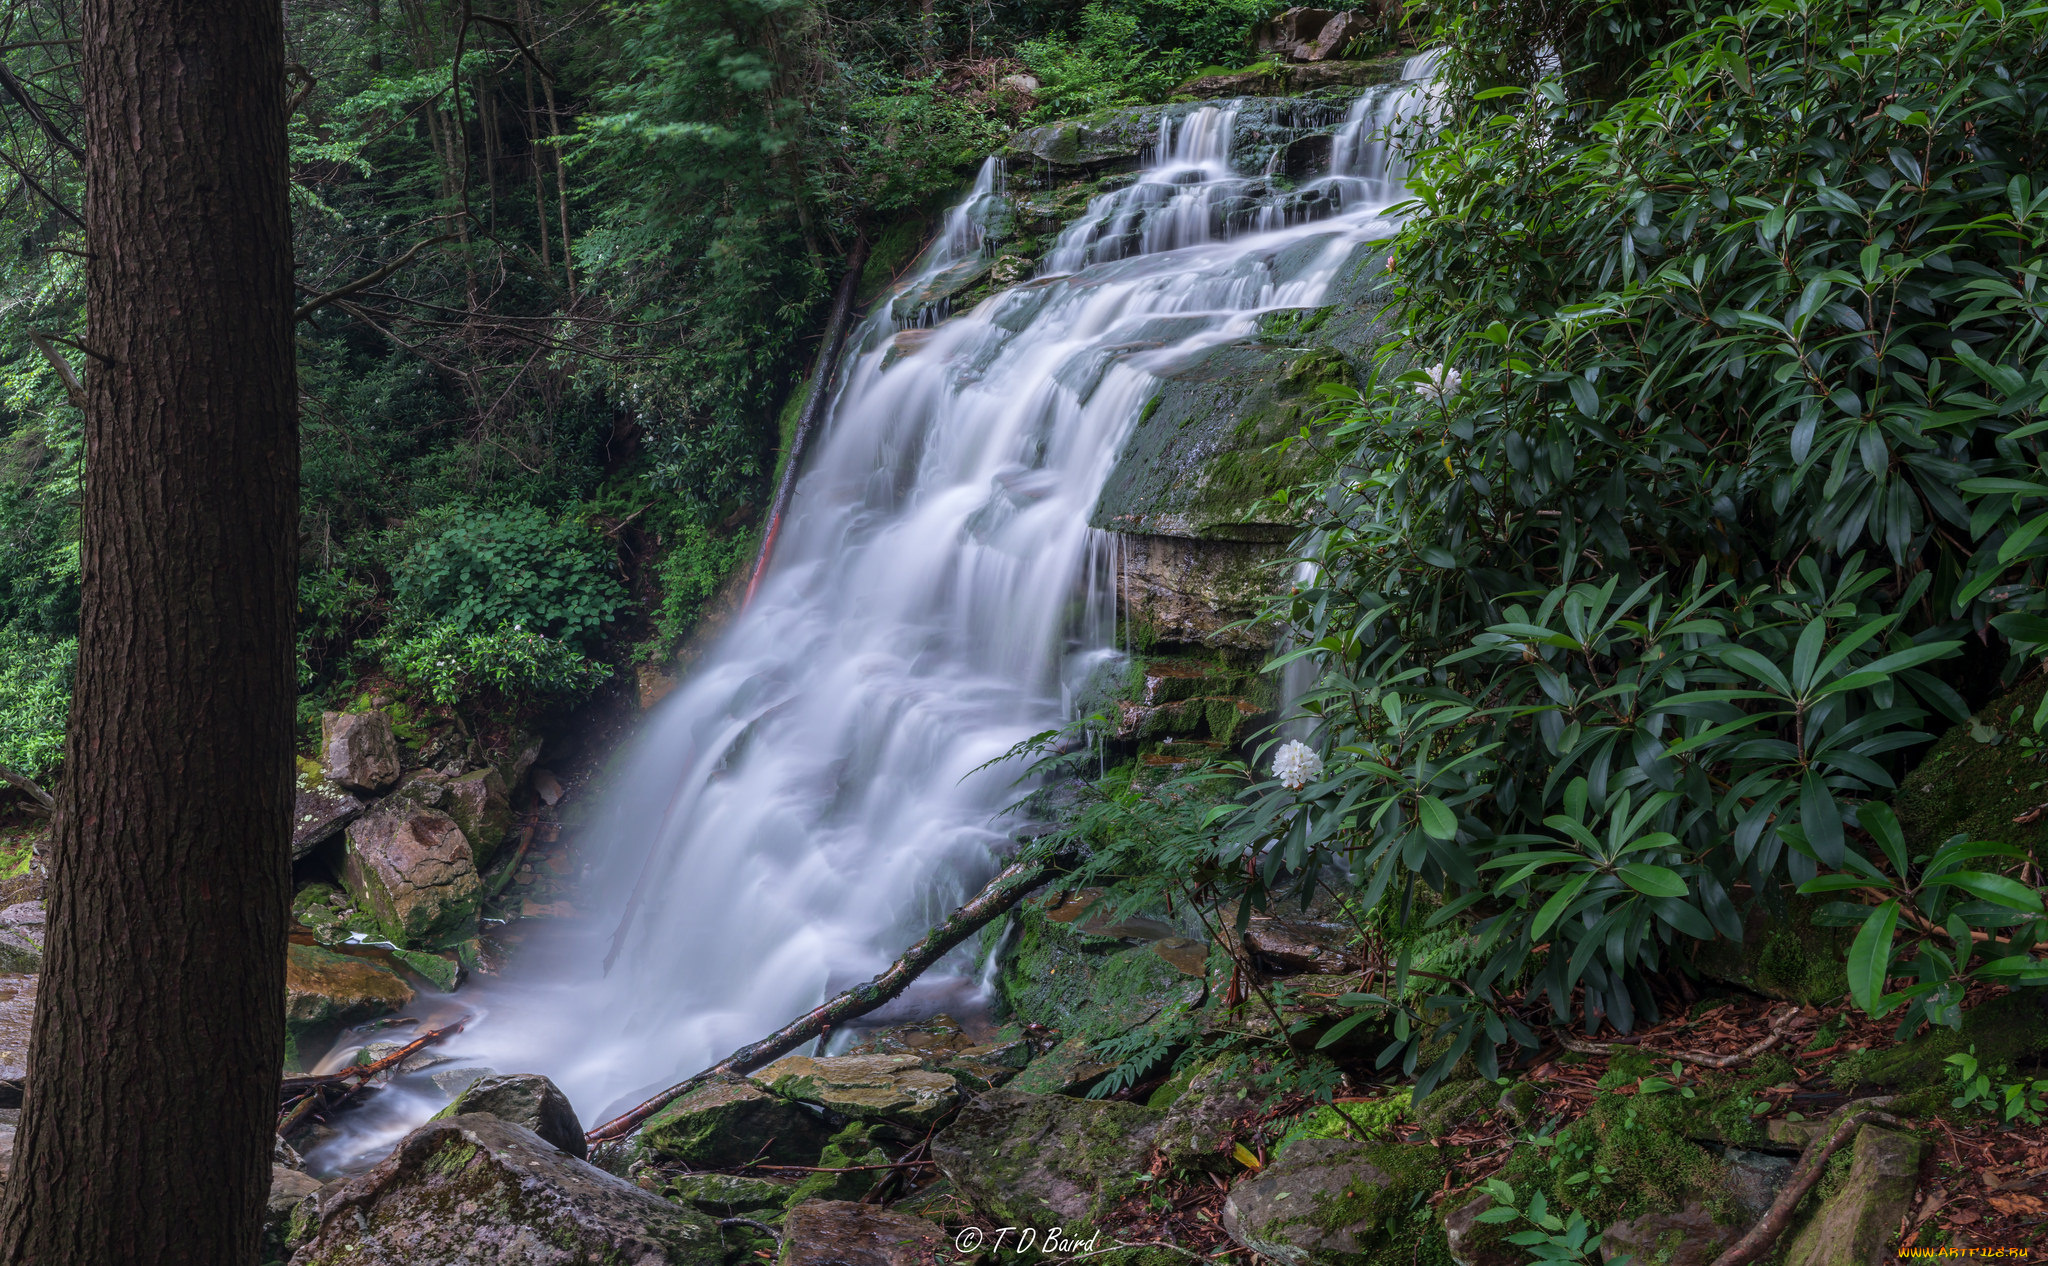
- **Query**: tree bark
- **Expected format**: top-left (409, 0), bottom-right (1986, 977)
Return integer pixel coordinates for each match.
top-left (0, 0), bottom-right (299, 1256)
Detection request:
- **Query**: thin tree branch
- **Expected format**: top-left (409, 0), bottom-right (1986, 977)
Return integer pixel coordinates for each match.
top-left (0, 63), bottom-right (82, 160)
top-left (464, 12), bottom-right (554, 80)
top-left (25, 333), bottom-right (82, 409)
top-left (0, 145), bottom-right (82, 226)
top-left (294, 234), bottom-right (459, 321)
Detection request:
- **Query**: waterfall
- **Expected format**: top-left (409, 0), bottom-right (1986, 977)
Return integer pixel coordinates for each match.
top-left (303, 54), bottom-right (1443, 1171)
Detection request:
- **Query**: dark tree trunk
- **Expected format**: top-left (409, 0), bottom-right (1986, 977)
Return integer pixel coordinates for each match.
top-left (0, 0), bottom-right (298, 1257)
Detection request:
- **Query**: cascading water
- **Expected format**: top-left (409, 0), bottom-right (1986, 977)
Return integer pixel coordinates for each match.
top-left (302, 53), bottom-right (1443, 1173)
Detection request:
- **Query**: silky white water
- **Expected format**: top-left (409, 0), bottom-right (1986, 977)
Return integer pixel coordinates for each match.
top-left (302, 53), bottom-right (1442, 1172)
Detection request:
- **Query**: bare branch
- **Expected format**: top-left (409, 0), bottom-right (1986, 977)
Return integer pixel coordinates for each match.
top-left (0, 63), bottom-right (82, 160)
top-left (0, 763), bottom-right (55, 816)
top-left (294, 234), bottom-right (460, 321)
top-left (0, 145), bottom-right (82, 226)
top-left (26, 332), bottom-right (83, 408)
top-left (465, 13), bottom-right (554, 80)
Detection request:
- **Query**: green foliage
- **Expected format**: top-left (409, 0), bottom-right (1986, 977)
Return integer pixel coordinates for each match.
top-left (1945, 1045), bottom-right (2048, 1125)
top-left (644, 522), bottom-right (752, 657)
top-left (0, 628), bottom-right (72, 778)
top-left (1019, 0), bottom-right (1280, 118)
top-left (393, 506), bottom-right (628, 648)
top-left (376, 622), bottom-right (612, 710)
top-left (1472, 1180), bottom-right (1615, 1266)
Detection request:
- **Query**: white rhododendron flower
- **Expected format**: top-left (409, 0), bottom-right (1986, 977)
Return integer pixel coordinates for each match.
top-left (1413, 364), bottom-right (1462, 402)
top-left (1273, 740), bottom-right (1323, 790)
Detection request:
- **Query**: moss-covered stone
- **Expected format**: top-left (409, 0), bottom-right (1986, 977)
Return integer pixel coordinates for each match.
top-left (666, 1173), bottom-right (796, 1221)
top-left (929, 1089), bottom-right (1163, 1228)
top-left (1893, 674), bottom-right (2048, 858)
top-left (749, 1053), bottom-right (962, 1129)
top-left (1831, 989), bottom-right (2048, 1092)
top-left (1782, 1126), bottom-right (1922, 1266)
top-left (1221, 1137), bottom-right (1449, 1266)
top-left (292, 1115), bottom-right (723, 1266)
top-left (993, 891), bottom-right (1201, 1044)
top-left (283, 943), bottom-right (414, 1071)
top-left (1089, 339), bottom-right (1360, 542)
top-left (784, 1123), bottom-right (893, 1207)
top-left (635, 1077), bottom-right (834, 1170)
top-left (1690, 893), bottom-right (1853, 1006)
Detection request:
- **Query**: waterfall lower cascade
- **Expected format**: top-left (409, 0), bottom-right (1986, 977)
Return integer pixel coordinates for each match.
top-left (304, 51), bottom-right (1443, 1171)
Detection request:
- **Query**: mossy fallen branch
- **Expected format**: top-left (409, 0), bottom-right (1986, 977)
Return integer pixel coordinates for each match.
top-left (584, 854), bottom-right (1064, 1144)
top-left (1707, 1101), bottom-right (1900, 1266)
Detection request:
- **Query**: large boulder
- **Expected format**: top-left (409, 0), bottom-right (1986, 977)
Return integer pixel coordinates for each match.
top-left (436, 1073), bottom-right (586, 1159)
top-left (341, 806), bottom-right (481, 947)
top-left (292, 758), bottom-right (364, 862)
top-left (930, 1089), bottom-right (1162, 1227)
top-left (666, 1173), bottom-right (798, 1219)
top-left (635, 1078), bottom-right (834, 1169)
top-left (443, 769), bottom-right (513, 867)
top-left (283, 944), bottom-right (413, 1067)
top-left (289, 1115), bottom-right (723, 1266)
top-left (751, 1054), bottom-right (961, 1130)
top-left (319, 710), bottom-right (401, 794)
top-left (1221, 1138), bottom-right (1446, 1266)
top-left (1782, 1126), bottom-right (1923, 1266)
top-left (777, 1200), bottom-right (949, 1266)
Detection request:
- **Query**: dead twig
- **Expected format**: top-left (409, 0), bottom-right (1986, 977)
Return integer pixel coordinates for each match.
top-left (1556, 1005), bottom-right (1806, 1069)
top-left (277, 1019), bottom-right (467, 1137)
top-left (295, 234), bottom-right (461, 321)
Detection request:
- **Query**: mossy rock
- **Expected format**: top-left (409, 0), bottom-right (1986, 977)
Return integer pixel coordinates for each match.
top-left (930, 1089), bottom-right (1164, 1228)
top-left (1893, 674), bottom-right (2048, 858)
top-left (291, 1115), bottom-right (723, 1266)
top-left (1221, 1137), bottom-right (1450, 1266)
top-left (784, 1123), bottom-right (892, 1206)
top-left (1690, 892), bottom-right (1853, 1006)
top-left (993, 893), bottom-right (1200, 1043)
top-left (634, 1077), bottom-right (834, 1170)
top-left (1089, 338), bottom-right (1360, 542)
top-left (665, 1173), bottom-right (796, 1220)
top-left (1831, 989), bottom-right (2048, 1092)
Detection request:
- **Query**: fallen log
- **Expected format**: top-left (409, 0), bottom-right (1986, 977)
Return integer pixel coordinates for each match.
top-left (278, 1019), bottom-right (466, 1137)
top-left (0, 762), bottom-right (54, 817)
top-left (584, 855), bottom-right (1061, 1145)
top-left (742, 235), bottom-right (872, 612)
top-left (1708, 1100), bottom-right (1900, 1266)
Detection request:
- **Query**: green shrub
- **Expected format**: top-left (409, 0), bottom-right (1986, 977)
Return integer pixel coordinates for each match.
top-left (644, 522), bottom-right (751, 658)
top-left (1031, 0), bottom-right (2048, 1099)
top-left (1020, 0), bottom-right (1279, 118)
top-left (378, 622), bottom-right (611, 709)
top-left (393, 505), bottom-right (628, 648)
top-left (0, 628), bottom-right (72, 779)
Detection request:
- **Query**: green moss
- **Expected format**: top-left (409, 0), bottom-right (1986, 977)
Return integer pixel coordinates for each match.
top-left (784, 1123), bottom-right (889, 1206)
top-left (858, 217), bottom-right (931, 305)
top-left (425, 1140), bottom-right (478, 1176)
top-left (1690, 893), bottom-right (1852, 1005)
top-left (1278, 1091), bottom-right (1410, 1150)
top-left (1894, 674), bottom-right (2048, 858)
top-left (1832, 991), bottom-right (2048, 1091)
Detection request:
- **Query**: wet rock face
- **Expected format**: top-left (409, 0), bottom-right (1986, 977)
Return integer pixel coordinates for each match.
top-left (1221, 1137), bottom-right (1446, 1266)
top-left (265, 1165), bottom-right (324, 1263)
top-left (635, 1078), bottom-right (834, 1170)
top-left (320, 710), bottom-right (401, 794)
top-left (290, 1115), bottom-right (723, 1266)
top-left (0, 928), bottom-right (37, 976)
top-left (437, 1073), bottom-right (586, 1159)
top-left (751, 1054), bottom-right (961, 1130)
top-left (930, 1089), bottom-right (1163, 1226)
top-left (777, 1200), bottom-right (950, 1266)
top-left (284, 943), bottom-right (413, 1058)
top-left (341, 806), bottom-right (480, 947)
